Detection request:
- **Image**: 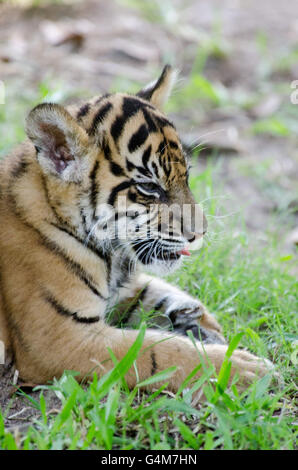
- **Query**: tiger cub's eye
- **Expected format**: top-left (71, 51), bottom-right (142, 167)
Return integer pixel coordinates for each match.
top-left (137, 182), bottom-right (164, 199)
top-left (139, 183), bottom-right (159, 193)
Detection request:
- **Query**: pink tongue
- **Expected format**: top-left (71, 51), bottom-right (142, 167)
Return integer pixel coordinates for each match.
top-left (177, 248), bottom-right (191, 256)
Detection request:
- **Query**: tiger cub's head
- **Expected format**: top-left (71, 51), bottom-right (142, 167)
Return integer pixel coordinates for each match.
top-left (26, 65), bottom-right (207, 274)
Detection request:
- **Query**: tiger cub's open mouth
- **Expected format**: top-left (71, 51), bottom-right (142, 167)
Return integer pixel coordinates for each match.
top-left (132, 239), bottom-right (190, 264)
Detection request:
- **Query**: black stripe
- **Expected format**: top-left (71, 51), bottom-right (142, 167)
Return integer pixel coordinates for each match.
top-left (125, 158), bottom-right (150, 177)
top-left (49, 222), bottom-right (106, 261)
top-left (126, 158), bottom-right (134, 172)
top-left (151, 162), bottom-right (160, 179)
top-left (42, 173), bottom-right (105, 263)
top-left (43, 290), bottom-right (100, 323)
top-left (80, 207), bottom-right (88, 235)
top-left (39, 234), bottom-right (106, 300)
top-left (11, 159), bottom-right (28, 178)
top-left (101, 139), bottom-right (126, 176)
top-left (169, 140), bottom-right (178, 149)
top-left (162, 155), bottom-right (171, 177)
top-left (122, 97), bottom-right (145, 118)
top-left (95, 93), bottom-right (111, 105)
top-left (110, 161), bottom-right (125, 176)
top-left (77, 103), bottom-right (90, 120)
top-left (111, 114), bottom-right (126, 143)
top-left (41, 174), bottom-right (73, 231)
top-left (50, 222), bottom-right (81, 243)
top-left (119, 256), bottom-right (131, 285)
top-left (154, 297), bottom-right (167, 311)
top-left (102, 139), bottom-right (111, 160)
top-left (107, 180), bottom-right (134, 205)
top-left (111, 97), bottom-right (145, 144)
top-left (105, 253), bottom-right (112, 287)
top-left (154, 114), bottom-right (175, 129)
top-left (128, 124), bottom-right (148, 153)
top-left (150, 350), bottom-right (157, 376)
top-left (89, 159), bottom-right (100, 216)
top-left (44, 291), bottom-right (73, 316)
top-left (88, 102), bottom-right (113, 136)
top-left (157, 139), bottom-right (166, 156)
top-left (117, 286), bottom-right (149, 324)
top-left (137, 167), bottom-right (150, 177)
top-left (142, 108), bottom-right (157, 133)
top-left (74, 315), bottom-right (100, 324)
top-left (142, 144), bottom-right (152, 170)
top-left (128, 190), bottom-right (137, 203)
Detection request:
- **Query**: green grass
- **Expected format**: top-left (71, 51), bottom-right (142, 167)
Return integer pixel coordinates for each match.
top-left (0, 317), bottom-right (296, 449)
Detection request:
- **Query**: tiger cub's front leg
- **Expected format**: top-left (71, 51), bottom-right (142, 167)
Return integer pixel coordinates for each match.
top-left (118, 274), bottom-right (226, 345)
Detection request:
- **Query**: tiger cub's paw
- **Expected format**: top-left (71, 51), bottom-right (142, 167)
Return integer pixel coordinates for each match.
top-left (228, 348), bottom-right (278, 388)
top-left (164, 295), bottom-right (226, 345)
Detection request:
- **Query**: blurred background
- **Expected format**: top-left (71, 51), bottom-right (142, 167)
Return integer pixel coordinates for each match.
top-left (0, 1), bottom-right (297, 446)
top-left (0, 0), bottom-right (298, 257)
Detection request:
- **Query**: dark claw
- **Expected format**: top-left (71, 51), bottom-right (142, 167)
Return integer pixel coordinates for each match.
top-left (176, 324), bottom-right (226, 345)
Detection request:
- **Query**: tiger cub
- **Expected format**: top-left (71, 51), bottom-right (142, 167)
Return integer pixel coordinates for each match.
top-left (0, 66), bottom-right (273, 391)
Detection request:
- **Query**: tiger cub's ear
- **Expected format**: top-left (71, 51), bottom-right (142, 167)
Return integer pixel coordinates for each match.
top-left (26, 103), bottom-right (89, 182)
top-left (137, 64), bottom-right (177, 109)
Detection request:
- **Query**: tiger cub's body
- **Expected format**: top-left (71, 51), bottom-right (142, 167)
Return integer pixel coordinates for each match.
top-left (0, 66), bottom-right (272, 391)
